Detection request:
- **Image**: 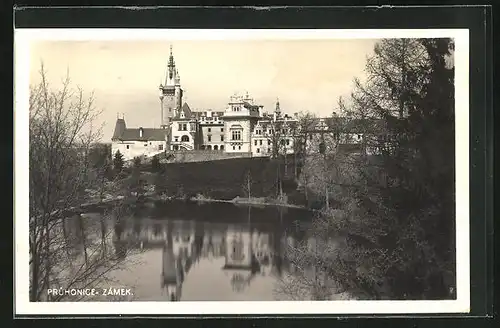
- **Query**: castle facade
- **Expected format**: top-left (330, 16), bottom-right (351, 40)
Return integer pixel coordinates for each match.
top-left (111, 46), bottom-right (373, 162)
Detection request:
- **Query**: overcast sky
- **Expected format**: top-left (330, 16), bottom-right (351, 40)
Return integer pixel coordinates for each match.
top-left (30, 39), bottom-right (377, 141)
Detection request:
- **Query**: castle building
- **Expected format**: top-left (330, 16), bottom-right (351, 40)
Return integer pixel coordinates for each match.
top-left (111, 45), bottom-right (373, 161)
top-left (222, 93), bottom-right (262, 154)
top-left (111, 117), bottom-right (168, 162)
top-left (197, 110), bottom-right (225, 151)
top-left (159, 45), bottom-right (183, 129)
top-left (169, 103), bottom-right (197, 151)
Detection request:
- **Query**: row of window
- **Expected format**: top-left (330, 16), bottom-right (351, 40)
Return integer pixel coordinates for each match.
top-left (201, 116), bottom-right (220, 121)
top-left (231, 130), bottom-right (241, 141)
top-left (254, 128), bottom-right (288, 135)
top-left (207, 127), bottom-right (223, 133)
top-left (253, 139), bottom-right (290, 146)
top-left (174, 135), bottom-right (190, 142)
top-left (200, 145), bottom-right (224, 150)
top-left (125, 143), bottom-right (163, 151)
top-left (207, 135), bottom-right (224, 142)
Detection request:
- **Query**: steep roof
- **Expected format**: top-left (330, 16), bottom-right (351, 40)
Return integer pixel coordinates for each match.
top-left (112, 118), bottom-right (126, 139)
top-left (173, 102), bottom-right (193, 120)
top-left (111, 118), bottom-right (167, 142)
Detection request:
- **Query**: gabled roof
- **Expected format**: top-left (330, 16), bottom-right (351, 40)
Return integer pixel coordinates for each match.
top-left (112, 118), bottom-right (126, 139)
top-left (173, 102), bottom-right (193, 119)
top-left (120, 128), bottom-right (167, 142)
top-left (112, 118), bottom-right (167, 142)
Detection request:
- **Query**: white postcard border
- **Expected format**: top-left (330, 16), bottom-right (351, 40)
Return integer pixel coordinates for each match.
top-left (14, 28), bottom-right (470, 315)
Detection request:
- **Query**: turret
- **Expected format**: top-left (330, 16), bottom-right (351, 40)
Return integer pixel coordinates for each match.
top-left (159, 45), bottom-right (183, 128)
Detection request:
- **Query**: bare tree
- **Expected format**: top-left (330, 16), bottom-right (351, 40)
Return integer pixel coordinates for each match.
top-left (290, 112), bottom-right (317, 181)
top-left (242, 170), bottom-right (253, 199)
top-left (278, 38), bottom-right (456, 301)
top-left (29, 63), bottom-right (140, 301)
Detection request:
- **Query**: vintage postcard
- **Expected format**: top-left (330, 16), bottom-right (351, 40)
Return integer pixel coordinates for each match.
top-left (15, 28), bottom-right (470, 315)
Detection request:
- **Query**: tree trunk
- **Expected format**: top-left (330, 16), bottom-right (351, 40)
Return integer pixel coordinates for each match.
top-left (294, 151), bottom-right (297, 180)
top-left (43, 222), bottom-right (51, 301)
top-left (30, 237), bottom-right (39, 301)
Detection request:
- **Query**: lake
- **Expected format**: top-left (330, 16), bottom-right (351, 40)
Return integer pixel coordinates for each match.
top-left (63, 200), bottom-right (321, 301)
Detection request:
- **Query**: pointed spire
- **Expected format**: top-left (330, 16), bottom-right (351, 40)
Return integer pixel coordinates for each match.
top-left (275, 97), bottom-right (281, 113)
top-left (168, 44), bottom-right (175, 68)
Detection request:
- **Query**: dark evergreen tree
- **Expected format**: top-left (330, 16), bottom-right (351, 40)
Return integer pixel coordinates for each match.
top-left (113, 150), bottom-right (124, 173)
top-left (279, 38), bottom-right (456, 301)
top-left (151, 155), bottom-right (161, 173)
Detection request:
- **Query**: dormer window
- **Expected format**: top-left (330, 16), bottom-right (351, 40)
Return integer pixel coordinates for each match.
top-left (139, 127), bottom-right (144, 138)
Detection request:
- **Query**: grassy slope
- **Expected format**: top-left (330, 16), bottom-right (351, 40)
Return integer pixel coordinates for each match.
top-left (144, 157), bottom-right (310, 205)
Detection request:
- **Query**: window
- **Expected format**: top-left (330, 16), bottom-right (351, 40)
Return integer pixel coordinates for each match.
top-left (268, 148), bottom-right (271, 153)
top-left (257, 148), bottom-right (260, 153)
top-left (232, 130), bottom-right (241, 140)
top-left (178, 123), bottom-right (182, 131)
top-left (268, 139), bottom-right (271, 145)
top-left (159, 144), bottom-right (163, 151)
top-left (208, 135), bottom-right (212, 142)
top-left (207, 145), bottom-right (212, 150)
top-left (254, 140), bottom-right (258, 146)
top-left (208, 128), bottom-right (211, 132)
top-left (286, 139), bottom-right (290, 146)
top-left (144, 143), bottom-right (148, 147)
top-left (221, 128), bottom-right (224, 132)
top-left (150, 142), bottom-right (152, 145)
top-left (181, 135), bottom-right (189, 142)
top-left (280, 139), bottom-right (285, 146)
top-left (238, 146), bottom-right (241, 150)
top-left (221, 135), bottom-right (224, 141)
top-left (259, 140), bottom-right (263, 146)
top-left (174, 137), bottom-right (179, 142)
top-left (126, 145), bottom-right (130, 149)
top-left (233, 146), bottom-right (235, 150)
top-left (220, 145), bottom-right (224, 150)
top-left (214, 145), bottom-right (218, 150)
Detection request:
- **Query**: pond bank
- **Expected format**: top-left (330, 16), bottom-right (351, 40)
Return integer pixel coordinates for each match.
top-left (75, 193), bottom-right (313, 216)
top-left (189, 195), bottom-right (308, 210)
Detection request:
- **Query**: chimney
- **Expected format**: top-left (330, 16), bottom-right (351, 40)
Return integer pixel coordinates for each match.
top-left (139, 127), bottom-right (144, 138)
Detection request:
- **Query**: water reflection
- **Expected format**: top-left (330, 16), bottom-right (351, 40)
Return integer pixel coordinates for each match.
top-left (71, 201), bottom-right (316, 301)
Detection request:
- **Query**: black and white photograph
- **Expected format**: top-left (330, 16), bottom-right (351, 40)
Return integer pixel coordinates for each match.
top-left (15, 28), bottom-right (470, 315)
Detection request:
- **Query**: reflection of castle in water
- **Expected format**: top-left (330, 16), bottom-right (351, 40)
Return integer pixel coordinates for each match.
top-left (112, 217), bottom-right (290, 299)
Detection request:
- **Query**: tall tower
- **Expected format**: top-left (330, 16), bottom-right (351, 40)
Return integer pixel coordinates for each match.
top-left (275, 97), bottom-right (281, 116)
top-left (159, 45), bottom-right (183, 129)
